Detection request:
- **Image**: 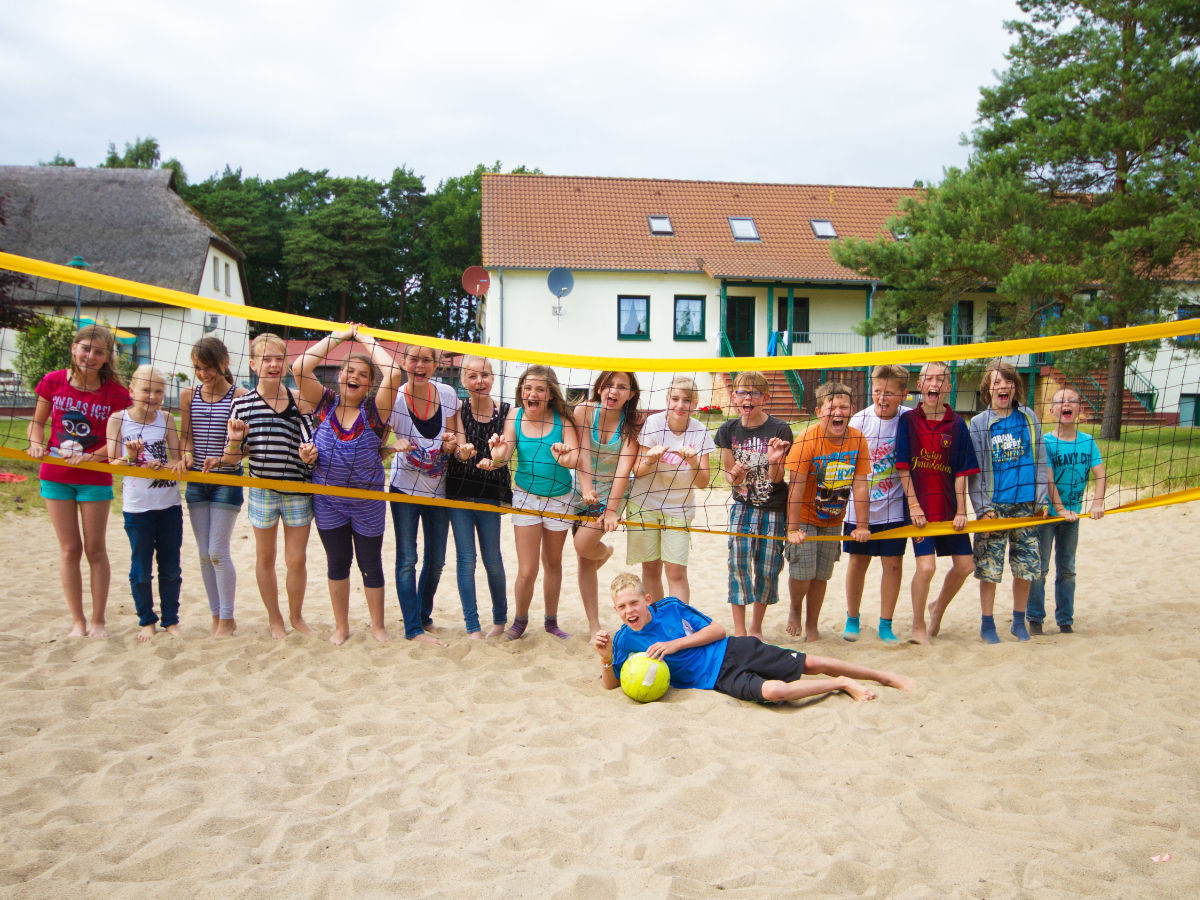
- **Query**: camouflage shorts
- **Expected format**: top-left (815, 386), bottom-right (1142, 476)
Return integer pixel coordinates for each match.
top-left (973, 502), bottom-right (1041, 583)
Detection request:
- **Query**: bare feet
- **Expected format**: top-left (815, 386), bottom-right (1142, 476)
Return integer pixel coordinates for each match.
top-left (838, 677), bottom-right (878, 702)
top-left (88, 622), bottom-right (108, 638)
top-left (269, 620), bottom-right (287, 640)
top-left (908, 627), bottom-right (931, 646)
top-left (423, 623), bottom-right (440, 634)
top-left (881, 672), bottom-right (917, 692)
top-left (468, 631), bottom-right (484, 641)
top-left (805, 628), bottom-right (820, 643)
top-left (409, 631), bottom-right (448, 647)
top-left (67, 620), bottom-right (88, 638)
top-left (164, 624), bottom-right (181, 637)
top-left (291, 617), bottom-right (315, 637)
top-left (927, 600), bottom-right (945, 638)
top-left (749, 629), bottom-right (764, 641)
top-left (211, 616), bottom-right (219, 637)
top-left (215, 618), bottom-right (237, 636)
top-left (330, 627), bottom-right (350, 646)
top-left (785, 615), bottom-right (802, 637)
top-left (486, 624), bottom-right (506, 638)
top-left (372, 625), bottom-right (390, 643)
top-left (138, 624), bottom-right (156, 643)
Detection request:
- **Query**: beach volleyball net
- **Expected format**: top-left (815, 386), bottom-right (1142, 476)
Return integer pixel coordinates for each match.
top-left (2, 250), bottom-right (1199, 540)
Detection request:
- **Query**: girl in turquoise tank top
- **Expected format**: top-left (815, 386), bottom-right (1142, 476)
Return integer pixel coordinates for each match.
top-left (480, 365), bottom-right (579, 640)
top-left (572, 371), bottom-right (641, 635)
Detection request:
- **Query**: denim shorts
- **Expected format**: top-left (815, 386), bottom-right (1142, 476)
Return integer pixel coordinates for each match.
top-left (185, 480), bottom-right (245, 509)
top-left (40, 480), bottom-right (113, 503)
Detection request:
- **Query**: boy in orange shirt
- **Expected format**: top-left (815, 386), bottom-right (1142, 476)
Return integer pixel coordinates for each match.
top-left (785, 382), bottom-right (871, 642)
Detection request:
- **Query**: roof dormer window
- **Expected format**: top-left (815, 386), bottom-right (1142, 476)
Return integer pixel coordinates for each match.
top-left (810, 219), bottom-right (837, 239)
top-left (729, 217), bottom-right (760, 241)
top-left (648, 215), bottom-right (674, 235)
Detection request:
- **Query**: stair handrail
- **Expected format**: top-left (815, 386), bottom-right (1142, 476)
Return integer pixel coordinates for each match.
top-left (1125, 362), bottom-right (1158, 413)
top-left (768, 332), bottom-right (805, 414)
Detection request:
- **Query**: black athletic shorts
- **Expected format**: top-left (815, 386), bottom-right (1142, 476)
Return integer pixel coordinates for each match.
top-left (712, 635), bottom-right (807, 702)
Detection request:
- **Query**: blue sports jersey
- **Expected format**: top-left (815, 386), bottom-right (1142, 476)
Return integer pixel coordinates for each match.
top-left (989, 411), bottom-right (1037, 504)
top-left (611, 599), bottom-right (728, 690)
top-left (1045, 432), bottom-right (1102, 512)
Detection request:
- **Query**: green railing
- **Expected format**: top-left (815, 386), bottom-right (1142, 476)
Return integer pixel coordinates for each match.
top-left (768, 331), bottom-right (806, 413)
top-left (1126, 363), bottom-right (1158, 413)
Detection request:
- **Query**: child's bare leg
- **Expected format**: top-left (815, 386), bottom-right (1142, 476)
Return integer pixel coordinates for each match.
top-left (664, 562), bottom-right (689, 604)
top-left (979, 580), bottom-right (997, 617)
top-left (910, 554), bottom-right (935, 644)
top-left (328, 577), bottom-right (351, 645)
top-left (844, 553), bottom-right (870, 619)
top-left (730, 603), bottom-right (748, 637)
top-left (879, 555), bottom-right (903, 621)
top-left (786, 578), bottom-right (810, 637)
top-left (510, 523), bottom-right (541, 636)
top-left (164, 624), bottom-right (181, 636)
top-left (79, 500), bottom-right (111, 637)
top-left (762, 675), bottom-right (879, 703)
top-left (47, 499), bottom-right (87, 636)
top-left (574, 528), bottom-right (603, 634)
top-left (803, 653), bottom-right (916, 692)
top-left (540, 527), bottom-right (568, 619)
top-left (749, 601), bottom-right (768, 640)
top-left (138, 623), bottom-right (156, 642)
top-left (641, 559), bottom-right (665, 602)
top-left (929, 554), bottom-right (974, 637)
top-left (216, 617), bottom-right (237, 636)
top-left (211, 615), bottom-right (220, 637)
top-left (253, 523), bottom-right (287, 639)
top-left (365, 585), bottom-right (389, 642)
top-left (804, 579), bottom-right (828, 642)
top-left (282, 523), bottom-right (313, 635)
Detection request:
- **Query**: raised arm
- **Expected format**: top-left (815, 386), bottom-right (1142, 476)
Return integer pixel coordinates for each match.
top-left (359, 331), bottom-right (402, 422)
top-left (294, 324), bottom-right (357, 408)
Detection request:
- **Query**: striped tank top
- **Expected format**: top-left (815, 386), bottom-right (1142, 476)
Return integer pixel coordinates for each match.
top-left (188, 383), bottom-right (241, 474)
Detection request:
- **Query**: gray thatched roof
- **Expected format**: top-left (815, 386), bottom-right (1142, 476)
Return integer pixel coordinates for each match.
top-left (0, 166), bottom-right (244, 305)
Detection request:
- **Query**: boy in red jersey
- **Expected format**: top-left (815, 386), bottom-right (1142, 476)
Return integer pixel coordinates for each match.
top-left (895, 362), bottom-right (980, 644)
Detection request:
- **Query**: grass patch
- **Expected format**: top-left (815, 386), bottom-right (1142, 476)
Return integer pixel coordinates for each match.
top-left (1090, 424), bottom-right (1200, 494)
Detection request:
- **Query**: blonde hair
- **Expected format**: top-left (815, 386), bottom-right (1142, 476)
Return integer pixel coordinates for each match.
top-left (734, 371), bottom-right (769, 395)
top-left (70, 323), bottom-right (123, 386)
top-left (250, 332), bottom-right (287, 359)
top-left (814, 381), bottom-right (853, 406)
top-left (130, 364), bottom-right (166, 387)
top-left (610, 572), bottom-right (646, 600)
top-left (668, 375), bottom-right (699, 406)
top-left (918, 360), bottom-right (951, 380)
top-left (871, 364), bottom-right (910, 387)
top-left (1052, 386), bottom-right (1081, 404)
top-left (459, 354), bottom-right (493, 375)
top-left (403, 344), bottom-right (439, 365)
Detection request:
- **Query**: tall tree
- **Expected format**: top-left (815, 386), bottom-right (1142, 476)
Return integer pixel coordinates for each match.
top-left (835, 0), bottom-right (1200, 438)
top-left (100, 135), bottom-right (188, 187)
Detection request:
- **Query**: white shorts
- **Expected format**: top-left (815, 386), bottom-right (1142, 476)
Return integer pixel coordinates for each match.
top-left (510, 487), bottom-right (573, 532)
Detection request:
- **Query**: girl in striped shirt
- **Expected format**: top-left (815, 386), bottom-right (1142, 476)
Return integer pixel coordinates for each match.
top-left (179, 336), bottom-right (247, 636)
top-left (208, 333), bottom-right (316, 640)
top-left (294, 324), bottom-right (403, 645)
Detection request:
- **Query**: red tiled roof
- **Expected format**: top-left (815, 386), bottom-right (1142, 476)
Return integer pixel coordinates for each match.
top-left (482, 173), bottom-right (920, 282)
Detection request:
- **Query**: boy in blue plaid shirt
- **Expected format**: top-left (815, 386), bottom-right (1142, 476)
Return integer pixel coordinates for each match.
top-left (714, 372), bottom-right (792, 638)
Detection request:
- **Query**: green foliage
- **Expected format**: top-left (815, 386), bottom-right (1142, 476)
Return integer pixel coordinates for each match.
top-left (14, 316), bottom-right (74, 390)
top-left (833, 0), bottom-right (1200, 438)
top-left (38, 154), bottom-right (76, 167)
top-left (100, 135), bottom-right (187, 187)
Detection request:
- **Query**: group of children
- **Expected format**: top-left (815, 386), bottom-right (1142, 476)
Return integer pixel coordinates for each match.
top-left (27, 325), bottom-right (1104, 675)
top-left (706, 360), bottom-right (1106, 653)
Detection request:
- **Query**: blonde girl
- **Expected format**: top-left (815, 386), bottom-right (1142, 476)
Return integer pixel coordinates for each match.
top-left (207, 332), bottom-right (316, 640)
top-left (107, 366), bottom-right (187, 641)
top-left (625, 376), bottom-right (715, 603)
top-left (179, 336), bottom-right (247, 635)
top-left (572, 371), bottom-right (641, 635)
top-left (27, 323), bottom-right (131, 637)
top-left (481, 364), bottom-right (580, 639)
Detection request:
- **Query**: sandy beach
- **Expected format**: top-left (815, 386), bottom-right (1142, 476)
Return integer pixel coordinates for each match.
top-left (0, 494), bottom-right (1197, 898)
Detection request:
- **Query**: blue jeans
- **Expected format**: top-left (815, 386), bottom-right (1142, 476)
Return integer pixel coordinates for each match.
top-left (1027, 519), bottom-right (1079, 627)
top-left (448, 503), bottom-right (508, 633)
top-left (391, 495), bottom-right (449, 639)
top-left (123, 506), bottom-right (183, 627)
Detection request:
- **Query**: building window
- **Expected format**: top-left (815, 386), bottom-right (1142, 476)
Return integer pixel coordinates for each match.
top-left (943, 300), bottom-right (975, 344)
top-left (985, 306), bottom-right (1004, 339)
top-left (618, 296), bottom-right (650, 340)
top-left (648, 215), bottom-right (674, 236)
top-left (1177, 305), bottom-right (1199, 344)
top-left (728, 217), bottom-right (759, 241)
top-left (128, 327), bottom-right (152, 365)
top-left (776, 296), bottom-right (810, 345)
top-left (224, 263), bottom-right (231, 296)
top-left (212, 257), bottom-right (220, 291)
top-left (810, 219), bottom-right (837, 239)
top-left (673, 296), bottom-right (705, 341)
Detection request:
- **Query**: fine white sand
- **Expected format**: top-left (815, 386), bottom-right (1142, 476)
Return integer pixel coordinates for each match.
top-left (1, 496), bottom-right (1197, 897)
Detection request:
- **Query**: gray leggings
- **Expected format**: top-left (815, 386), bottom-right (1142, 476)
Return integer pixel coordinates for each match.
top-left (188, 503), bottom-right (240, 619)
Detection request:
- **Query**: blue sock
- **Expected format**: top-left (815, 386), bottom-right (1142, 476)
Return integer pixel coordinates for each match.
top-left (980, 615), bottom-right (1000, 644)
top-left (843, 615), bottom-right (860, 642)
top-left (878, 618), bottom-right (898, 644)
top-left (1011, 613), bottom-right (1030, 642)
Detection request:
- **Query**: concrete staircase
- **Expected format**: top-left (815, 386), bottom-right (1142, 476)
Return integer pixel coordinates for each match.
top-left (1039, 365), bottom-right (1178, 426)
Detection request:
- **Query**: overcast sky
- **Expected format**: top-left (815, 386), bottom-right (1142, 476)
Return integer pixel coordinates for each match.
top-left (3, 0), bottom-right (1023, 190)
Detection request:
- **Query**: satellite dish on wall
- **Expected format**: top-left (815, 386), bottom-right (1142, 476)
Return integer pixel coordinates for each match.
top-left (547, 267), bottom-right (573, 320)
top-left (462, 266), bottom-right (490, 297)
top-left (547, 267), bottom-right (574, 298)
